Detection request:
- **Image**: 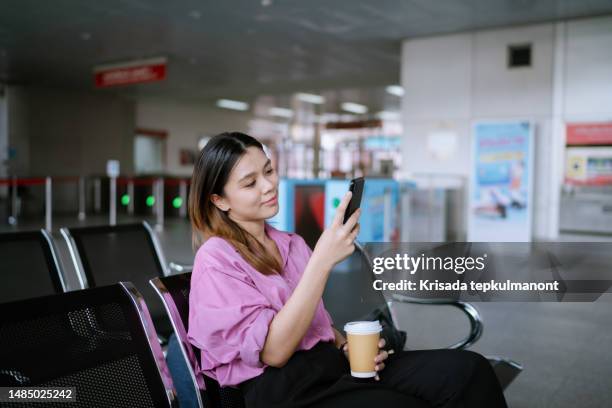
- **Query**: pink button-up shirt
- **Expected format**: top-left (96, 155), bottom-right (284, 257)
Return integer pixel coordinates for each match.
top-left (188, 223), bottom-right (335, 387)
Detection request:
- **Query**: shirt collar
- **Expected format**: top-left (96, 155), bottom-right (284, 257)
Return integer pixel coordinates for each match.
top-left (265, 222), bottom-right (291, 269)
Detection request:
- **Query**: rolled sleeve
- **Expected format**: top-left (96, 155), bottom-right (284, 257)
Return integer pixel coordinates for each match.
top-left (188, 264), bottom-right (277, 375)
top-left (240, 307), bottom-right (276, 366)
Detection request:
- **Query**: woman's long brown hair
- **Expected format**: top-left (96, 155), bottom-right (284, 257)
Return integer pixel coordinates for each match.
top-left (189, 132), bottom-right (282, 276)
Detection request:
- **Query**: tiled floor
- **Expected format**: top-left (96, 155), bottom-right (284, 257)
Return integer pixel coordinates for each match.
top-left (2, 214), bottom-right (611, 407)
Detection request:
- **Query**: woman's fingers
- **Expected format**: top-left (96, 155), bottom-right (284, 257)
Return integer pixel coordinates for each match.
top-left (373, 352), bottom-right (388, 382)
top-left (341, 207), bottom-right (361, 233)
top-left (373, 336), bottom-right (389, 379)
top-left (348, 223), bottom-right (360, 242)
top-left (375, 350), bottom-right (389, 363)
top-left (332, 191), bottom-right (352, 226)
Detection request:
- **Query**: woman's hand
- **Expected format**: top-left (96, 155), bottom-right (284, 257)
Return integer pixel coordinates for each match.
top-left (311, 191), bottom-right (361, 269)
top-left (342, 338), bottom-right (392, 381)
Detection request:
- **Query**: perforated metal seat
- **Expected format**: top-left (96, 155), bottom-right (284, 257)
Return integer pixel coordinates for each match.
top-left (0, 282), bottom-right (177, 407)
top-left (61, 221), bottom-right (173, 339)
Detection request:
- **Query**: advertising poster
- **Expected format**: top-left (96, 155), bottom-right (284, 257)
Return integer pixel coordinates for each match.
top-left (268, 179), bottom-right (326, 249)
top-left (468, 121), bottom-right (534, 242)
top-left (565, 147), bottom-right (612, 186)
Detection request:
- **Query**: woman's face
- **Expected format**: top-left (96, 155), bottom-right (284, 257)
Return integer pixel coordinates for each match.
top-left (212, 146), bottom-right (279, 222)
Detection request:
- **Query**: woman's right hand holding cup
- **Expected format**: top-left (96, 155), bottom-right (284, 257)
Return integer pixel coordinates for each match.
top-left (312, 191), bottom-right (361, 269)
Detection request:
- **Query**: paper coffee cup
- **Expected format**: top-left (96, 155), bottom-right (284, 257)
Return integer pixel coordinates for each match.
top-left (344, 320), bottom-right (383, 378)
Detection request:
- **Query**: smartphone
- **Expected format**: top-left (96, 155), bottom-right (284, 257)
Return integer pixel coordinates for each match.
top-left (343, 177), bottom-right (365, 224)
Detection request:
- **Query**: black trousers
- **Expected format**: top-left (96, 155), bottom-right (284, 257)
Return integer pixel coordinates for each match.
top-left (239, 342), bottom-right (508, 408)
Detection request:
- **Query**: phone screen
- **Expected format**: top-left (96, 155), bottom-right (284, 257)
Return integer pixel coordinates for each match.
top-left (343, 177), bottom-right (364, 224)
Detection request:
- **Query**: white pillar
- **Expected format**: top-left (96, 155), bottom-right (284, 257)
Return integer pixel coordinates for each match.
top-left (156, 178), bottom-right (164, 231)
top-left (109, 177), bottom-right (117, 226)
top-left (179, 180), bottom-right (187, 218)
top-left (78, 176), bottom-right (86, 221)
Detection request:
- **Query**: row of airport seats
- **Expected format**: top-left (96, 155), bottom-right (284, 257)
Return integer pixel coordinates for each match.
top-left (0, 222), bottom-right (522, 408)
top-left (0, 223), bottom-right (168, 406)
top-left (0, 222), bottom-right (247, 407)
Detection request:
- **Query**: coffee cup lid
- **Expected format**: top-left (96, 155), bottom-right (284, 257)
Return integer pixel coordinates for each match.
top-left (343, 320), bottom-right (382, 335)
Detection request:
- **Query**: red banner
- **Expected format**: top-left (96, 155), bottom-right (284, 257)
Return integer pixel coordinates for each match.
top-left (94, 57), bottom-right (167, 88)
top-left (566, 122), bottom-right (612, 145)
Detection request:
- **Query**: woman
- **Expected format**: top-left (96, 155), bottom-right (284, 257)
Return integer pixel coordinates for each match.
top-left (188, 132), bottom-right (507, 408)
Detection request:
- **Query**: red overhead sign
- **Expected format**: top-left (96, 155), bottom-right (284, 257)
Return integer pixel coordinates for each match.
top-left (94, 57), bottom-right (167, 88)
top-left (566, 122), bottom-right (612, 145)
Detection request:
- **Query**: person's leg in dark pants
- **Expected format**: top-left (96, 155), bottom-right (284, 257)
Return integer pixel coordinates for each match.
top-left (313, 387), bottom-right (430, 408)
top-left (379, 349), bottom-right (508, 408)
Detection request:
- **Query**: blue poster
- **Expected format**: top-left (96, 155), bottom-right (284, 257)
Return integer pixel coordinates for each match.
top-left (468, 121), bottom-right (534, 242)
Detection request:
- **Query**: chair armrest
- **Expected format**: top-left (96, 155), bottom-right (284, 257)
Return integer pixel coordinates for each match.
top-left (354, 241), bottom-right (483, 350)
top-left (168, 262), bottom-right (193, 273)
top-left (391, 293), bottom-right (483, 350)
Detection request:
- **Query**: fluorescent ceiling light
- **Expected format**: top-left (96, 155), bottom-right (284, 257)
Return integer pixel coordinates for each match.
top-left (296, 93), bottom-right (325, 104)
top-left (269, 107), bottom-right (293, 118)
top-left (341, 102), bottom-right (368, 114)
top-left (216, 99), bottom-right (249, 111)
top-left (376, 111), bottom-right (400, 120)
top-left (385, 85), bottom-right (405, 97)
